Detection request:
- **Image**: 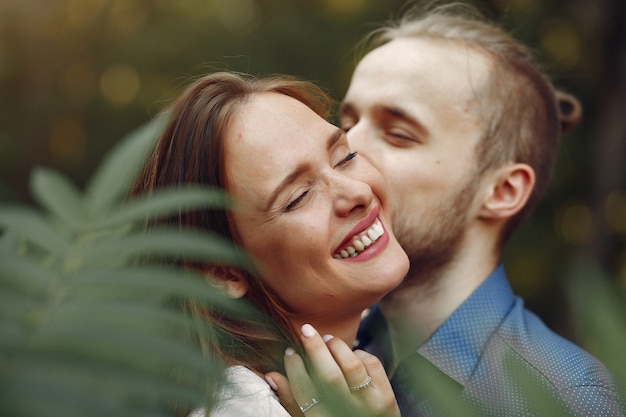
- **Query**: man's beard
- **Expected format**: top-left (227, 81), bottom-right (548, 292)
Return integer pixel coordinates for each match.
top-left (394, 173), bottom-right (479, 288)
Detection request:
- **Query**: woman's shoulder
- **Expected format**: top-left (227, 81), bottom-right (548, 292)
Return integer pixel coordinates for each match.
top-left (223, 365), bottom-right (271, 386)
top-left (191, 365), bottom-right (290, 417)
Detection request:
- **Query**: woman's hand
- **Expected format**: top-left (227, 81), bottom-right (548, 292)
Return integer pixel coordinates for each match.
top-left (265, 323), bottom-right (400, 417)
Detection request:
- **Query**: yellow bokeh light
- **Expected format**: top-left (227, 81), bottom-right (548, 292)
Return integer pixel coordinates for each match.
top-left (99, 63), bottom-right (141, 106)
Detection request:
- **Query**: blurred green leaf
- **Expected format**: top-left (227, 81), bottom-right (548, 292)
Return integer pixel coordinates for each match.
top-left (95, 186), bottom-right (230, 229)
top-left (30, 167), bottom-right (85, 228)
top-left (394, 359), bottom-right (483, 417)
top-left (0, 256), bottom-right (55, 296)
top-left (5, 356), bottom-right (210, 417)
top-left (503, 353), bottom-right (573, 417)
top-left (0, 117), bottom-right (233, 417)
top-left (72, 267), bottom-right (251, 313)
top-left (0, 289), bottom-right (43, 335)
top-left (567, 257), bottom-right (626, 392)
top-left (81, 228), bottom-right (247, 270)
top-left (84, 114), bottom-right (167, 219)
top-left (0, 206), bottom-right (70, 254)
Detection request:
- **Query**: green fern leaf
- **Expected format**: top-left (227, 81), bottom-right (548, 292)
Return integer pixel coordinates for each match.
top-left (0, 117), bottom-right (245, 417)
top-left (80, 228), bottom-right (247, 270)
top-left (73, 267), bottom-right (253, 314)
top-left (30, 167), bottom-right (85, 229)
top-left (0, 206), bottom-right (71, 254)
top-left (84, 115), bottom-right (167, 219)
top-left (95, 186), bottom-right (230, 229)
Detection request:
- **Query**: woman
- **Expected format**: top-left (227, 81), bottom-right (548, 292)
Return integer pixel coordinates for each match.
top-left (131, 72), bottom-right (408, 416)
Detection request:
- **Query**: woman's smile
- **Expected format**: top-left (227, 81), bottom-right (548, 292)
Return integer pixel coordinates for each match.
top-left (333, 217), bottom-right (385, 259)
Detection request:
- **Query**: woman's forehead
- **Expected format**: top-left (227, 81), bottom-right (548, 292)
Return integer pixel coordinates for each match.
top-left (221, 93), bottom-right (332, 200)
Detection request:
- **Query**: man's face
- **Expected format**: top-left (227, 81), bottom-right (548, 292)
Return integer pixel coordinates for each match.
top-left (341, 38), bottom-right (491, 278)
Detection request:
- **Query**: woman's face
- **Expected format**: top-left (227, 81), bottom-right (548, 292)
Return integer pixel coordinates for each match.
top-left (223, 92), bottom-right (409, 320)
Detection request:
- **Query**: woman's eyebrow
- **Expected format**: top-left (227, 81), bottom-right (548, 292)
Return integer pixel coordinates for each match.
top-left (326, 128), bottom-right (344, 149)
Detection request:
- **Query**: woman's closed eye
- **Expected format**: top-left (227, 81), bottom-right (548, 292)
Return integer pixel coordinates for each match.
top-left (334, 151), bottom-right (358, 168)
top-left (284, 190), bottom-right (309, 212)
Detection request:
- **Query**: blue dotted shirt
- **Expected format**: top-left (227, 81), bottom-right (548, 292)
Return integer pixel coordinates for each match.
top-left (358, 265), bottom-right (624, 416)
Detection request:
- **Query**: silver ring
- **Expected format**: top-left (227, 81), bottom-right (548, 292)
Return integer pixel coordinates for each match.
top-left (299, 396), bottom-right (322, 413)
top-left (349, 375), bottom-right (372, 392)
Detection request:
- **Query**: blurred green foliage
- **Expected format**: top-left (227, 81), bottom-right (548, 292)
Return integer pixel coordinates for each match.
top-left (0, 0), bottom-right (625, 374)
top-left (0, 117), bottom-right (255, 416)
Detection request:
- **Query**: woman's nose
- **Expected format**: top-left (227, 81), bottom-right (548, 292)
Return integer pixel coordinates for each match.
top-left (332, 173), bottom-right (374, 217)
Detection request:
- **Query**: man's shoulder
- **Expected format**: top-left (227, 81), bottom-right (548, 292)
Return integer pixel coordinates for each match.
top-left (490, 299), bottom-right (612, 387)
top-left (467, 300), bottom-right (623, 415)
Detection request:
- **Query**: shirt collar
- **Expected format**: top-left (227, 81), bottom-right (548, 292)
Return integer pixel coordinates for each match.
top-left (417, 264), bottom-right (515, 385)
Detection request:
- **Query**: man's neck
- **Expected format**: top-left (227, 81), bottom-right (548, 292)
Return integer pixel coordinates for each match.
top-left (379, 239), bottom-right (499, 371)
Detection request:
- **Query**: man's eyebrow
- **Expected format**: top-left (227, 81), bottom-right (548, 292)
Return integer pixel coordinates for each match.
top-left (376, 104), bottom-right (430, 137)
top-left (266, 128), bottom-right (344, 211)
top-left (339, 101), bottom-right (429, 138)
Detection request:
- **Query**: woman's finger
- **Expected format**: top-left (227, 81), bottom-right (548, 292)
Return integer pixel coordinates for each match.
top-left (265, 371), bottom-right (302, 417)
top-left (284, 348), bottom-right (324, 416)
top-left (354, 349), bottom-right (401, 416)
top-left (324, 335), bottom-right (371, 391)
top-left (354, 349), bottom-right (393, 392)
top-left (298, 324), bottom-right (345, 387)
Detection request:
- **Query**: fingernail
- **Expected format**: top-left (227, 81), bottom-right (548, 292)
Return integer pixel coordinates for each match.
top-left (322, 334), bottom-right (334, 342)
top-left (285, 347), bottom-right (295, 356)
top-left (265, 375), bottom-right (278, 391)
top-left (301, 323), bottom-right (316, 338)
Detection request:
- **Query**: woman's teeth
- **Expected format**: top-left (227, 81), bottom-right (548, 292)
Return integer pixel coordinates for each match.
top-left (333, 219), bottom-right (384, 259)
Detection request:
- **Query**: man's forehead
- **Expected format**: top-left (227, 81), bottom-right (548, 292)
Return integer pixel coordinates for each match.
top-left (356, 39), bottom-right (491, 101)
top-left (362, 37), bottom-right (491, 76)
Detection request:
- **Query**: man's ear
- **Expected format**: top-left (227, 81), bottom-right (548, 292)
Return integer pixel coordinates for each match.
top-left (203, 265), bottom-right (249, 299)
top-left (479, 163), bottom-right (535, 220)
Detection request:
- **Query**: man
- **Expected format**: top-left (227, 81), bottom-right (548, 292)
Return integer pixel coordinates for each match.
top-left (340, 4), bottom-right (623, 416)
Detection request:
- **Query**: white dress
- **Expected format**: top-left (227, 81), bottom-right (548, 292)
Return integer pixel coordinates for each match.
top-left (190, 365), bottom-right (291, 417)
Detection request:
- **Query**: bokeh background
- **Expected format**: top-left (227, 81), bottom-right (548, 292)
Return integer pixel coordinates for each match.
top-left (1, 0), bottom-right (625, 341)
